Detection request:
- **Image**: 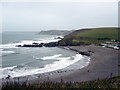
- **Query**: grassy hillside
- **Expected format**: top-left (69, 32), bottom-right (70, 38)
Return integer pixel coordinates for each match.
top-left (59, 27), bottom-right (119, 46)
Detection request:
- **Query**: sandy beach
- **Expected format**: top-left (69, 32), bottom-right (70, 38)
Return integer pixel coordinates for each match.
top-left (2, 44), bottom-right (119, 84)
top-left (37, 44), bottom-right (118, 82)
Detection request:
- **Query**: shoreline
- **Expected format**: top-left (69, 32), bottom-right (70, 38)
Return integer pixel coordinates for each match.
top-left (2, 47), bottom-right (90, 84)
top-left (39, 44), bottom-right (119, 82)
top-left (2, 44), bottom-right (119, 85)
top-left (57, 44), bottom-right (119, 82)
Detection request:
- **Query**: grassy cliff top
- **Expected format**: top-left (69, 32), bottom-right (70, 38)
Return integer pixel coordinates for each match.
top-left (59, 27), bottom-right (120, 46)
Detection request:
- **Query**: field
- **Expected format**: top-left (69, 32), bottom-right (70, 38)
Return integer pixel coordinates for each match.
top-left (59, 27), bottom-right (119, 45)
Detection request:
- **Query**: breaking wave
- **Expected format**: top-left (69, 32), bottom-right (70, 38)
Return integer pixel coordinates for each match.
top-left (0, 36), bottom-right (62, 49)
top-left (2, 54), bottom-right (90, 78)
top-left (40, 54), bottom-right (62, 60)
top-left (0, 50), bottom-right (16, 57)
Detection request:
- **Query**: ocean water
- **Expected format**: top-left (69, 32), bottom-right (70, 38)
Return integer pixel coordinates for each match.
top-left (0, 32), bottom-right (90, 78)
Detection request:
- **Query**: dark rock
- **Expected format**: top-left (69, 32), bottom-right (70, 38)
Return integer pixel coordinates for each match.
top-left (78, 51), bottom-right (91, 56)
top-left (44, 42), bottom-right (59, 47)
top-left (88, 50), bottom-right (94, 53)
top-left (32, 42), bottom-right (39, 45)
top-left (17, 45), bottom-right (22, 47)
top-left (54, 36), bottom-right (63, 39)
top-left (41, 43), bottom-right (44, 45)
top-left (6, 75), bottom-right (11, 79)
top-left (22, 44), bottom-right (42, 47)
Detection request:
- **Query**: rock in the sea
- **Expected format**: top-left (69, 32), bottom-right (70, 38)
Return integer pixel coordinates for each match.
top-left (32, 42), bottom-right (39, 45)
top-left (22, 44), bottom-right (42, 47)
top-left (44, 42), bottom-right (59, 47)
top-left (17, 45), bottom-right (22, 47)
top-left (16, 42), bottom-right (59, 47)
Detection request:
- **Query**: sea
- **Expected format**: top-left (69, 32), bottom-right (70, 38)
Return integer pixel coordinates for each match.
top-left (0, 32), bottom-right (90, 78)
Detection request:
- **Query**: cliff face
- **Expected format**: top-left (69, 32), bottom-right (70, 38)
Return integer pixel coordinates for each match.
top-left (38, 30), bottom-right (73, 36)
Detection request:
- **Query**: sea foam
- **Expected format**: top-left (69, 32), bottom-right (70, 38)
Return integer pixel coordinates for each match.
top-left (0, 65), bottom-right (17, 71)
top-left (0, 50), bottom-right (16, 57)
top-left (2, 54), bottom-right (90, 78)
top-left (40, 54), bottom-right (62, 60)
top-left (0, 36), bottom-right (62, 49)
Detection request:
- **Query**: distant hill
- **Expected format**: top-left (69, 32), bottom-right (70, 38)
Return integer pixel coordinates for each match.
top-left (59, 27), bottom-right (120, 46)
top-left (38, 30), bottom-right (73, 36)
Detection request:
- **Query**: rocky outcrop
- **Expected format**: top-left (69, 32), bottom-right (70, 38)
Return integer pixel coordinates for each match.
top-left (44, 42), bottom-right (59, 47)
top-left (17, 42), bottom-right (59, 47)
top-left (17, 44), bottom-right (42, 47)
top-left (66, 47), bottom-right (93, 56)
top-left (78, 51), bottom-right (92, 56)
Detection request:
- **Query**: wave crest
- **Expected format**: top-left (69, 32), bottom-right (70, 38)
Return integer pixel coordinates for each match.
top-left (2, 54), bottom-right (90, 78)
top-left (0, 36), bottom-right (62, 49)
top-left (0, 50), bottom-right (16, 57)
top-left (40, 54), bottom-right (62, 60)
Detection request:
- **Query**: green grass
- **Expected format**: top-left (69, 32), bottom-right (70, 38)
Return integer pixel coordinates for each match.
top-left (2, 76), bottom-right (120, 89)
top-left (76, 28), bottom-right (119, 40)
top-left (59, 27), bottom-right (120, 46)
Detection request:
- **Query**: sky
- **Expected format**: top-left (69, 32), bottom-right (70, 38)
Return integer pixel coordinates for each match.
top-left (1, 1), bottom-right (118, 32)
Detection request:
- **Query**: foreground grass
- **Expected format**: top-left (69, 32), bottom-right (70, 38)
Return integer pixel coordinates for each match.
top-left (2, 76), bottom-right (120, 89)
top-left (59, 27), bottom-right (120, 46)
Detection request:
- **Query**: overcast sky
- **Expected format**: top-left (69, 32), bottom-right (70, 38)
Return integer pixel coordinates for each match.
top-left (2, 2), bottom-right (118, 32)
